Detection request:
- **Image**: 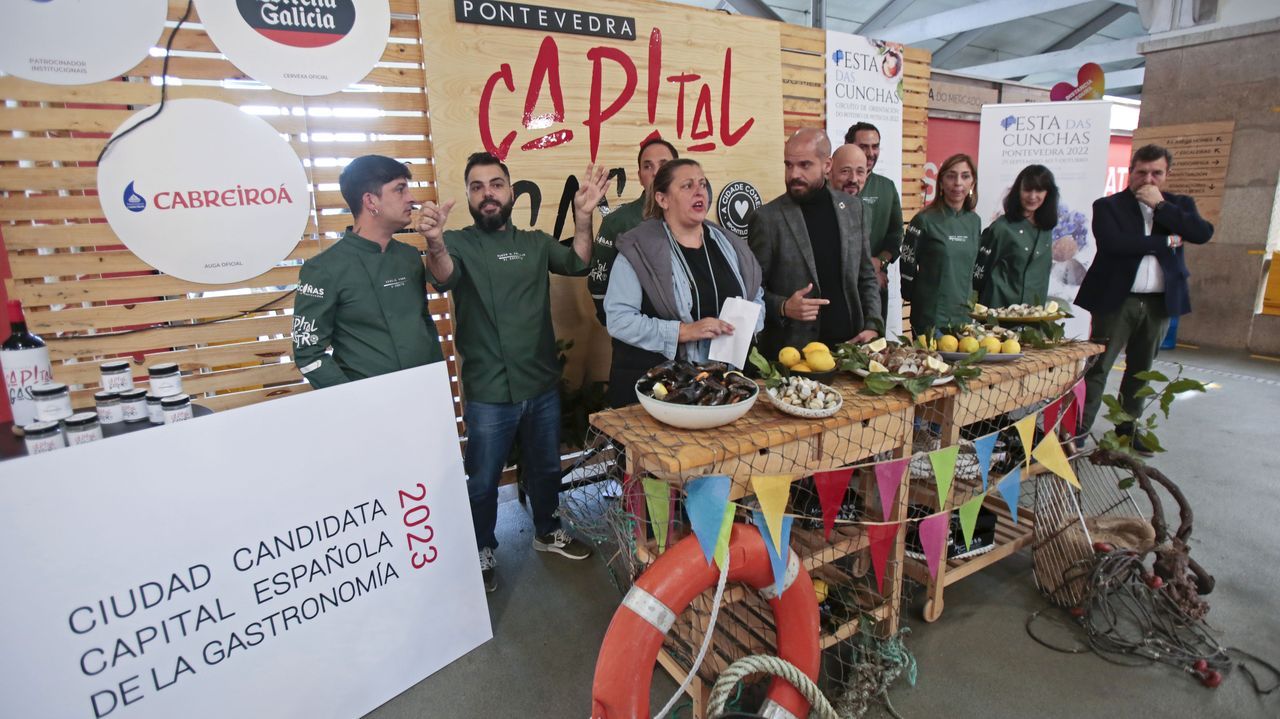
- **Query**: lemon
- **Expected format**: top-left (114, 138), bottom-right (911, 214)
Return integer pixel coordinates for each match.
top-left (937, 334), bottom-right (959, 352)
top-left (980, 336), bottom-right (1002, 354)
top-left (791, 363), bottom-right (812, 373)
top-left (974, 303), bottom-right (989, 315)
top-left (1044, 301), bottom-right (1059, 314)
top-left (813, 578), bottom-right (829, 604)
top-left (958, 336), bottom-right (980, 354)
top-left (778, 346), bottom-right (802, 367)
top-left (802, 341), bottom-right (830, 355)
top-left (866, 338), bottom-right (888, 352)
top-left (868, 360), bottom-right (889, 373)
top-left (1001, 338), bottom-right (1022, 354)
top-left (806, 351), bottom-right (836, 372)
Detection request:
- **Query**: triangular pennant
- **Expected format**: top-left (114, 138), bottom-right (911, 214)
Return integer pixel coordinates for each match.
top-left (623, 474), bottom-right (647, 546)
top-left (1042, 396), bottom-right (1064, 438)
top-left (865, 523), bottom-right (899, 594)
top-left (1032, 434), bottom-right (1081, 489)
top-left (928, 445), bottom-right (959, 507)
top-left (642, 476), bottom-right (671, 553)
top-left (875, 458), bottom-right (909, 521)
top-left (958, 494), bottom-right (985, 551)
top-left (1014, 413), bottom-right (1038, 469)
top-left (753, 510), bottom-right (795, 594)
top-left (918, 513), bottom-right (951, 580)
top-left (1063, 380), bottom-right (1087, 437)
top-left (750, 474), bottom-right (794, 553)
top-left (995, 466), bottom-right (1023, 524)
top-left (972, 433), bottom-right (998, 492)
top-left (686, 475), bottom-right (733, 565)
top-left (813, 468), bottom-right (855, 540)
top-left (712, 503), bottom-right (735, 569)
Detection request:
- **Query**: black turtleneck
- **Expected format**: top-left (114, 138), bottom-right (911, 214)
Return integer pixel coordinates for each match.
top-left (797, 184), bottom-right (853, 343)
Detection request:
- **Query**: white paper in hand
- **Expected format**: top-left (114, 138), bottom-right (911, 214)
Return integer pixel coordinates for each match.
top-left (708, 297), bottom-right (761, 369)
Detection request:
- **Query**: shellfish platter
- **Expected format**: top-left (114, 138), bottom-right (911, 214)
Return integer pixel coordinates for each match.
top-left (765, 376), bottom-right (843, 418)
top-left (835, 338), bottom-right (982, 398)
top-left (636, 359), bottom-right (757, 406)
top-left (970, 300), bottom-right (1070, 324)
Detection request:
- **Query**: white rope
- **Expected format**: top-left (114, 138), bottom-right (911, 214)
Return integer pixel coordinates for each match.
top-left (653, 554), bottom-right (731, 719)
top-left (706, 655), bottom-right (840, 719)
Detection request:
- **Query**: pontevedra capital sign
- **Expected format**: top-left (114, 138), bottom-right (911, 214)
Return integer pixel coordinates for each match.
top-left (454, 0), bottom-right (636, 40)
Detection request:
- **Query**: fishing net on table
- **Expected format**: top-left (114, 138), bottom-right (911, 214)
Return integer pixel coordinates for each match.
top-left (559, 344), bottom-right (1098, 717)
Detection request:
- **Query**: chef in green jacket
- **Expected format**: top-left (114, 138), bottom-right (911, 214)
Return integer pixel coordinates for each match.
top-left (845, 122), bottom-right (904, 321)
top-left (901, 153), bottom-right (982, 335)
top-left (976, 164), bottom-right (1059, 308)
top-left (588, 137), bottom-right (677, 325)
top-left (416, 152), bottom-right (608, 593)
top-left (292, 155), bottom-right (443, 388)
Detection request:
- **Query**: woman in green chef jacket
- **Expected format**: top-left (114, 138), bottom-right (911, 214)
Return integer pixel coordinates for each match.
top-left (975, 164), bottom-right (1059, 308)
top-left (901, 153), bottom-right (981, 336)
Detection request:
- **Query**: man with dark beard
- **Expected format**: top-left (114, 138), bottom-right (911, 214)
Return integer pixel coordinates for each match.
top-left (748, 128), bottom-right (882, 359)
top-left (417, 152), bottom-right (608, 594)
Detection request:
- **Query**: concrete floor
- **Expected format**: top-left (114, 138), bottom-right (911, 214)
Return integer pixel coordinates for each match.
top-left (368, 347), bottom-right (1280, 718)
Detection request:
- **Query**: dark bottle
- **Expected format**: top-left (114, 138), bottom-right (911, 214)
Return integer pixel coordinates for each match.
top-left (2, 300), bottom-right (54, 425)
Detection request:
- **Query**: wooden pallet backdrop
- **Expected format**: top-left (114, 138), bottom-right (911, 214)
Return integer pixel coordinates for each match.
top-left (0, 0), bottom-right (464, 425)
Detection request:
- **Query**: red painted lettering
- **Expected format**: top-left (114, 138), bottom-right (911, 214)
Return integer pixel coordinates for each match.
top-left (583, 47), bottom-right (637, 163)
top-left (479, 63), bottom-right (517, 160)
top-left (647, 28), bottom-right (662, 124)
top-left (691, 84), bottom-right (714, 140)
top-left (665, 73), bottom-right (699, 139)
top-left (719, 48), bottom-right (754, 147)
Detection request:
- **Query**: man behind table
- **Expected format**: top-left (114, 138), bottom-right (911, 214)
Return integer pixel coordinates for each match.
top-left (845, 122), bottom-right (904, 323)
top-left (829, 143), bottom-right (869, 198)
top-left (1075, 144), bottom-right (1214, 455)
top-left (748, 128), bottom-right (882, 359)
top-left (416, 152), bottom-right (608, 593)
top-left (588, 137), bottom-right (678, 326)
top-left (291, 155), bottom-right (444, 388)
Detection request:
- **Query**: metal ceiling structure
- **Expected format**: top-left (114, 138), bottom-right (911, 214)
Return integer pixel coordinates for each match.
top-left (692, 0), bottom-right (1154, 97)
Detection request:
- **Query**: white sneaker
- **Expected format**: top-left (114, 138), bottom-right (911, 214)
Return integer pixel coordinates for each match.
top-left (478, 547), bottom-right (497, 593)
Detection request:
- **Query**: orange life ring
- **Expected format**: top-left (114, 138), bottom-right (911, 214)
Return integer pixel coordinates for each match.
top-left (591, 523), bottom-right (821, 719)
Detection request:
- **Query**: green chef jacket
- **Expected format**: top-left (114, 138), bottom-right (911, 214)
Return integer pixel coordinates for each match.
top-left (432, 224), bottom-right (588, 404)
top-left (902, 206), bottom-right (982, 334)
top-left (588, 195), bottom-right (646, 325)
top-left (291, 230), bottom-right (444, 389)
top-left (976, 216), bottom-right (1052, 308)
top-left (860, 173), bottom-right (904, 262)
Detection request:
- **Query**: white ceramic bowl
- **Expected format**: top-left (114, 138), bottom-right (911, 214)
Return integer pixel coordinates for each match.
top-left (765, 381), bottom-right (843, 418)
top-left (634, 380), bottom-right (759, 430)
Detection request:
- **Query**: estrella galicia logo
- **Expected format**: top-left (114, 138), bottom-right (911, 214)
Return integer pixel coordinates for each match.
top-left (123, 181), bottom-right (147, 213)
top-left (1000, 115), bottom-right (1017, 131)
top-left (236, 0), bottom-right (355, 49)
top-left (716, 181), bottom-right (762, 239)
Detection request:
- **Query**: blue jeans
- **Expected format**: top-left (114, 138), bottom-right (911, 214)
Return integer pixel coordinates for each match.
top-left (464, 387), bottom-right (562, 550)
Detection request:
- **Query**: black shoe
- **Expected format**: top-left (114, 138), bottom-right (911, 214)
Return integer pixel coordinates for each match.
top-left (479, 547), bottom-right (497, 593)
top-left (532, 529), bottom-right (592, 560)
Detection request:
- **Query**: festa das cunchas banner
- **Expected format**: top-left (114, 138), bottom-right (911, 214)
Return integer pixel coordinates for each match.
top-left (0, 364), bottom-right (490, 719)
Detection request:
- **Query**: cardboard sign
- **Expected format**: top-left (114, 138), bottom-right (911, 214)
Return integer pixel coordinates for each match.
top-left (0, 0), bottom-right (167, 85)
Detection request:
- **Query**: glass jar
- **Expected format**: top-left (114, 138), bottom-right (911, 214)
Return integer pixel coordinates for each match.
top-left (146, 394), bottom-right (165, 424)
top-left (119, 388), bottom-right (148, 423)
top-left (162, 394), bottom-right (194, 424)
top-left (23, 420), bottom-right (66, 455)
top-left (148, 362), bottom-right (183, 397)
top-left (31, 382), bottom-right (73, 422)
top-left (94, 391), bottom-right (123, 425)
top-left (63, 412), bottom-right (103, 445)
top-left (99, 360), bottom-right (134, 393)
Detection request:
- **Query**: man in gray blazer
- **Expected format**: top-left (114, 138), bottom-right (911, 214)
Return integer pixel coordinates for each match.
top-left (748, 128), bottom-right (883, 359)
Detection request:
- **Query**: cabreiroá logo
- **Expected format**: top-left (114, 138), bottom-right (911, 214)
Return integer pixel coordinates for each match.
top-left (123, 181), bottom-right (147, 213)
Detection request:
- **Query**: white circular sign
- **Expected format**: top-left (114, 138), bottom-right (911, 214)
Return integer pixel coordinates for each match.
top-left (195, 0), bottom-right (390, 96)
top-left (98, 99), bottom-right (310, 284)
top-left (1, 0), bottom-right (168, 85)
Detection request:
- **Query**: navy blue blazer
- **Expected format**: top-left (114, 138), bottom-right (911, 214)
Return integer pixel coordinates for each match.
top-left (1075, 189), bottom-right (1213, 317)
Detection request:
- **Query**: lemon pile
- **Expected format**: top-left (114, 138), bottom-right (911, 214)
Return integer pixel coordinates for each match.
top-left (937, 331), bottom-right (1019, 355)
top-left (778, 342), bottom-right (836, 373)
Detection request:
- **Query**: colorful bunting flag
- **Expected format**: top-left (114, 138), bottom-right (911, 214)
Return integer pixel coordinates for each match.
top-left (918, 513), bottom-right (951, 580)
top-left (865, 523), bottom-right (900, 594)
top-left (1042, 396), bottom-right (1064, 438)
top-left (813, 468), bottom-right (855, 540)
top-left (686, 475), bottom-right (732, 565)
top-left (1032, 434), bottom-right (1080, 489)
top-left (642, 476), bottom-right (670, 554)
top-left (875, 457), bottom-right (909, 521)
top-left (928, 445), bottom-right (959, 506)
top-left (995, 466), bottom-right (1023, 523)
top-left (1014, 414), bottom-right (1038, 469)
top-left (751, 474), bottom-right (794, 554)
top-left (958, 494), bottom-right (985, 551)
top-left (753, 510), bottom-right (794, 595)
top-left (1062, 380), bottom-right (1087, 437)
top-left (623, 474), bottom-right (647, 546)
top-left (713, 503), bottom-right (735, 569)
top-left (972, 433), bottom-right (998, 492)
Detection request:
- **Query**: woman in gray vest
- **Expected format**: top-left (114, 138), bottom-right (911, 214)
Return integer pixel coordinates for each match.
top-left (603, 159), bottom-right (765, 408)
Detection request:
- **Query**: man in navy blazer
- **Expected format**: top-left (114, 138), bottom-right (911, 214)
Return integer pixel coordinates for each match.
top-left (1076, 144), bottom-right (1214, 452)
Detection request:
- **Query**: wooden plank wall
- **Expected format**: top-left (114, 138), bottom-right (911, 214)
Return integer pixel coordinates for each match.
top-left (1131, 120), bottom-right (1232, 225)
top-left (0, 0), bottom-right (463, 424)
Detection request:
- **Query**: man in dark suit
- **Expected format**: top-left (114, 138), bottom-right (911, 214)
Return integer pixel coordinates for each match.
top-left (748, 128), bottom-right (882, 359)
top-left (1076, 144), bottom-right (1214, 453)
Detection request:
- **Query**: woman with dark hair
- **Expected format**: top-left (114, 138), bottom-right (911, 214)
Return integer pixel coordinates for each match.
top-left (603, 159), bottom-right (765, 408)
top-left (975, 164), bottom-right (1060, 307)
top-left (901, 153), bottom-right (982, 336)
